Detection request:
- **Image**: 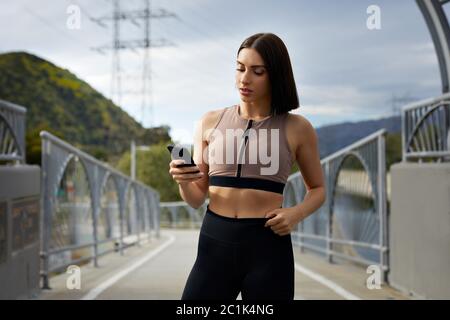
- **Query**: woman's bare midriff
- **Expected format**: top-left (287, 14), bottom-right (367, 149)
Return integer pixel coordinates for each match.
top-left (207, 186), bottom-right (283, 218)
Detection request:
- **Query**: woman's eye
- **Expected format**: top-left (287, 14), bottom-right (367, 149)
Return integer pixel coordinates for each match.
top-left (236, 68), bottom-right (264, 75)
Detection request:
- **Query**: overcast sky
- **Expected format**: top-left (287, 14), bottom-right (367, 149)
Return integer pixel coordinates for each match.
top-left (0, 0), bottom-right (445, 144)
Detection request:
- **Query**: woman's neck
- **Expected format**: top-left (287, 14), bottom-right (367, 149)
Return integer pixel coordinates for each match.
top-left (239, 101), bottom-right (271, 120)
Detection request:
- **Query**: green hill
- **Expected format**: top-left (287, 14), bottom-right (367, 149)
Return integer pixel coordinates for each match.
top-left (0, 51), bottom-right (170, 164)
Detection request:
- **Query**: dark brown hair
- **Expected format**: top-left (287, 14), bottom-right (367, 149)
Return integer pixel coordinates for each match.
top-left (237, 33), bottom-right (300, 115)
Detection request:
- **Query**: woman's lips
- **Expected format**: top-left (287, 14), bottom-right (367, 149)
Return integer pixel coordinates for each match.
top-left (239, 88), bottom-right (253, 96)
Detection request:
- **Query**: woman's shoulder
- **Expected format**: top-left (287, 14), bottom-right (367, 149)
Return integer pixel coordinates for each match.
top-left (285, 112), bottom-right (317, 150)
top-left (203, 106), bottom-right (227, 120)
top-left (206, 104), bottom-right (233, 118)
top-left (201, 105), bottom-right (231, 127)
top-left (285, 112), bottom-right (314, 134)
top-left (200, 105), bottom-right (232, 141)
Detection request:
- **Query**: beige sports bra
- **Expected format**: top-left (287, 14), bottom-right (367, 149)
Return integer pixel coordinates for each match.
top-left (206, 104), bottom-right (294, 195)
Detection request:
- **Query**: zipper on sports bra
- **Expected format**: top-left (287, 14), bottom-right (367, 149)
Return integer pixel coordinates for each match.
top-left (236, 119), bottom-right (253, 177)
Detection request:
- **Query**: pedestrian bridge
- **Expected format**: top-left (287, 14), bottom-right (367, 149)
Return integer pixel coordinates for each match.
top-left (37, 229), bottom-right (409, 300)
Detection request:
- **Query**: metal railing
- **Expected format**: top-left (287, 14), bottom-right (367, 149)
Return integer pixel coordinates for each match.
top-left (40, 131), bottom-right (161, 289)
top-left (402, 92), bottom-right (450, 162)
top-left (0, 99), bottom-right (26, 163)
top-left (159, 200), bottom-right (209, 228)
top-left (283, 129), bottom-right (389, 281)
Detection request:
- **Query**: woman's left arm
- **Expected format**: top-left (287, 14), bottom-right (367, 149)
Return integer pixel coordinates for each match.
top-left (265, 115), bottom-right (326, 235)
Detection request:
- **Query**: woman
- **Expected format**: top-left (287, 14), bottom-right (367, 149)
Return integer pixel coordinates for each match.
top-left (169, 33), bottom-right (326, 300)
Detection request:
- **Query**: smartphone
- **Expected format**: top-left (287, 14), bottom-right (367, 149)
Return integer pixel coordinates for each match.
top-left (167, 144), bottom-right (200, 172)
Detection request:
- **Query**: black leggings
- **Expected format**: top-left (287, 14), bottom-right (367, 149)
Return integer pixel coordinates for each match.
top-left (181, 205), bottom-right (294, 300)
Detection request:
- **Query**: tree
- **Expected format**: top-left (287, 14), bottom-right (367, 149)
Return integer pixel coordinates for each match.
top-left (115, 140), bottom-right (181, 202)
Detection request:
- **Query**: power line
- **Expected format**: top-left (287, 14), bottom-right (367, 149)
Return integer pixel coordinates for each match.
top-left (156, 16), bottom-right (233, 61)
top-left (91, 0), bottom-right (177, 127)
top-left (65, 1), bottom-right (234, 93)
top-left (387, 92), bottom-right (418, 116)
top-left (65, 0), bottom-right (108, 28)
top-left (22, 5), bottom-right (93, 48)
top-left (150, 13), bottom-right (237, 80)
top-left (151, 19), bottom-right (236, 85)
top-left (179, 2), bottom-right (239, 39)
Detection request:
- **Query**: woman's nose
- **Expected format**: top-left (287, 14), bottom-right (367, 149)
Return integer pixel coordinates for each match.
top-left (240, 75), bottom-right (250, 84)
top-left (240, 70), bottom-right (252, 82)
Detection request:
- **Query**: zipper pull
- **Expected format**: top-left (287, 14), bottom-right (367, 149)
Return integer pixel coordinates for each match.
top-left (236, 119), bottom-right (253, 177)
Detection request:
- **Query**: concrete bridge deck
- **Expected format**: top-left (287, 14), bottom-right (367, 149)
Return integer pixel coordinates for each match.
top-left (37, 229), bottom-right (411, 300)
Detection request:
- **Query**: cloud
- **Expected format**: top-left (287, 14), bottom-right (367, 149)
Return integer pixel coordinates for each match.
top-left (0, 0), bottom-right (442, 144)
top-left (296, 84), bottom-right (386, 117)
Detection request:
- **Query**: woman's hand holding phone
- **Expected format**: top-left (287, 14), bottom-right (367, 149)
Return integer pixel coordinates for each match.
top-left (169, 159), bottom-right (204, 186)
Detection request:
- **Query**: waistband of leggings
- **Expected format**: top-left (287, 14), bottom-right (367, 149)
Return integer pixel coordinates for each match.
top-left (202, 205), bottom-right (288, 244)
top-left (205, 204), bottom-right (269, 224)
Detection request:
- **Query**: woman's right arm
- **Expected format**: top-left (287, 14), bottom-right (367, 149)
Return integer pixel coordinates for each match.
top-left (168, 110), bottom-right (217, 209)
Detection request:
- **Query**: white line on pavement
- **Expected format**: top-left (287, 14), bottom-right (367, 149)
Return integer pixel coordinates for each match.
top-left (81, 233), bottom-right (176, 300)
top-left (294, 262), bottom-right (362, 300)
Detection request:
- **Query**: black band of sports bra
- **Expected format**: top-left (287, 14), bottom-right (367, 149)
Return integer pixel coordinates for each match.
top-left (209, 175), bottom-right (285, 195)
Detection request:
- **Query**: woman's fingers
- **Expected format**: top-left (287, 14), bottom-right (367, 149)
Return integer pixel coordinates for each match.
top-left (169, 160), bottom-right (200, 173)
top-left (169, 159), bottom-right (204, 185)
top-left (169, 167), bottom-right (203, 177)
top-left (173, 172), bottom-right (204, 180)
top-left (169, 159), bottom-right (185, 168)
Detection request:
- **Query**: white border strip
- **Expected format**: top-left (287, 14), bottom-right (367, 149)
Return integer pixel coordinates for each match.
top-left (81, 233), bottom-right (176, 300)
top-left (294, 262), bottom-right (361, 300)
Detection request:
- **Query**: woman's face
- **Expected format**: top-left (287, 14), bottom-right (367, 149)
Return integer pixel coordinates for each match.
top-left (235, 48), bottom-right (271, 103)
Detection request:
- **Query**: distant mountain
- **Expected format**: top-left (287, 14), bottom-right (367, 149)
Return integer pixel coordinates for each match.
top-left (0, 51), bottom-right (171, 163)
top-left (316, 115), bottom-right (401, 159)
